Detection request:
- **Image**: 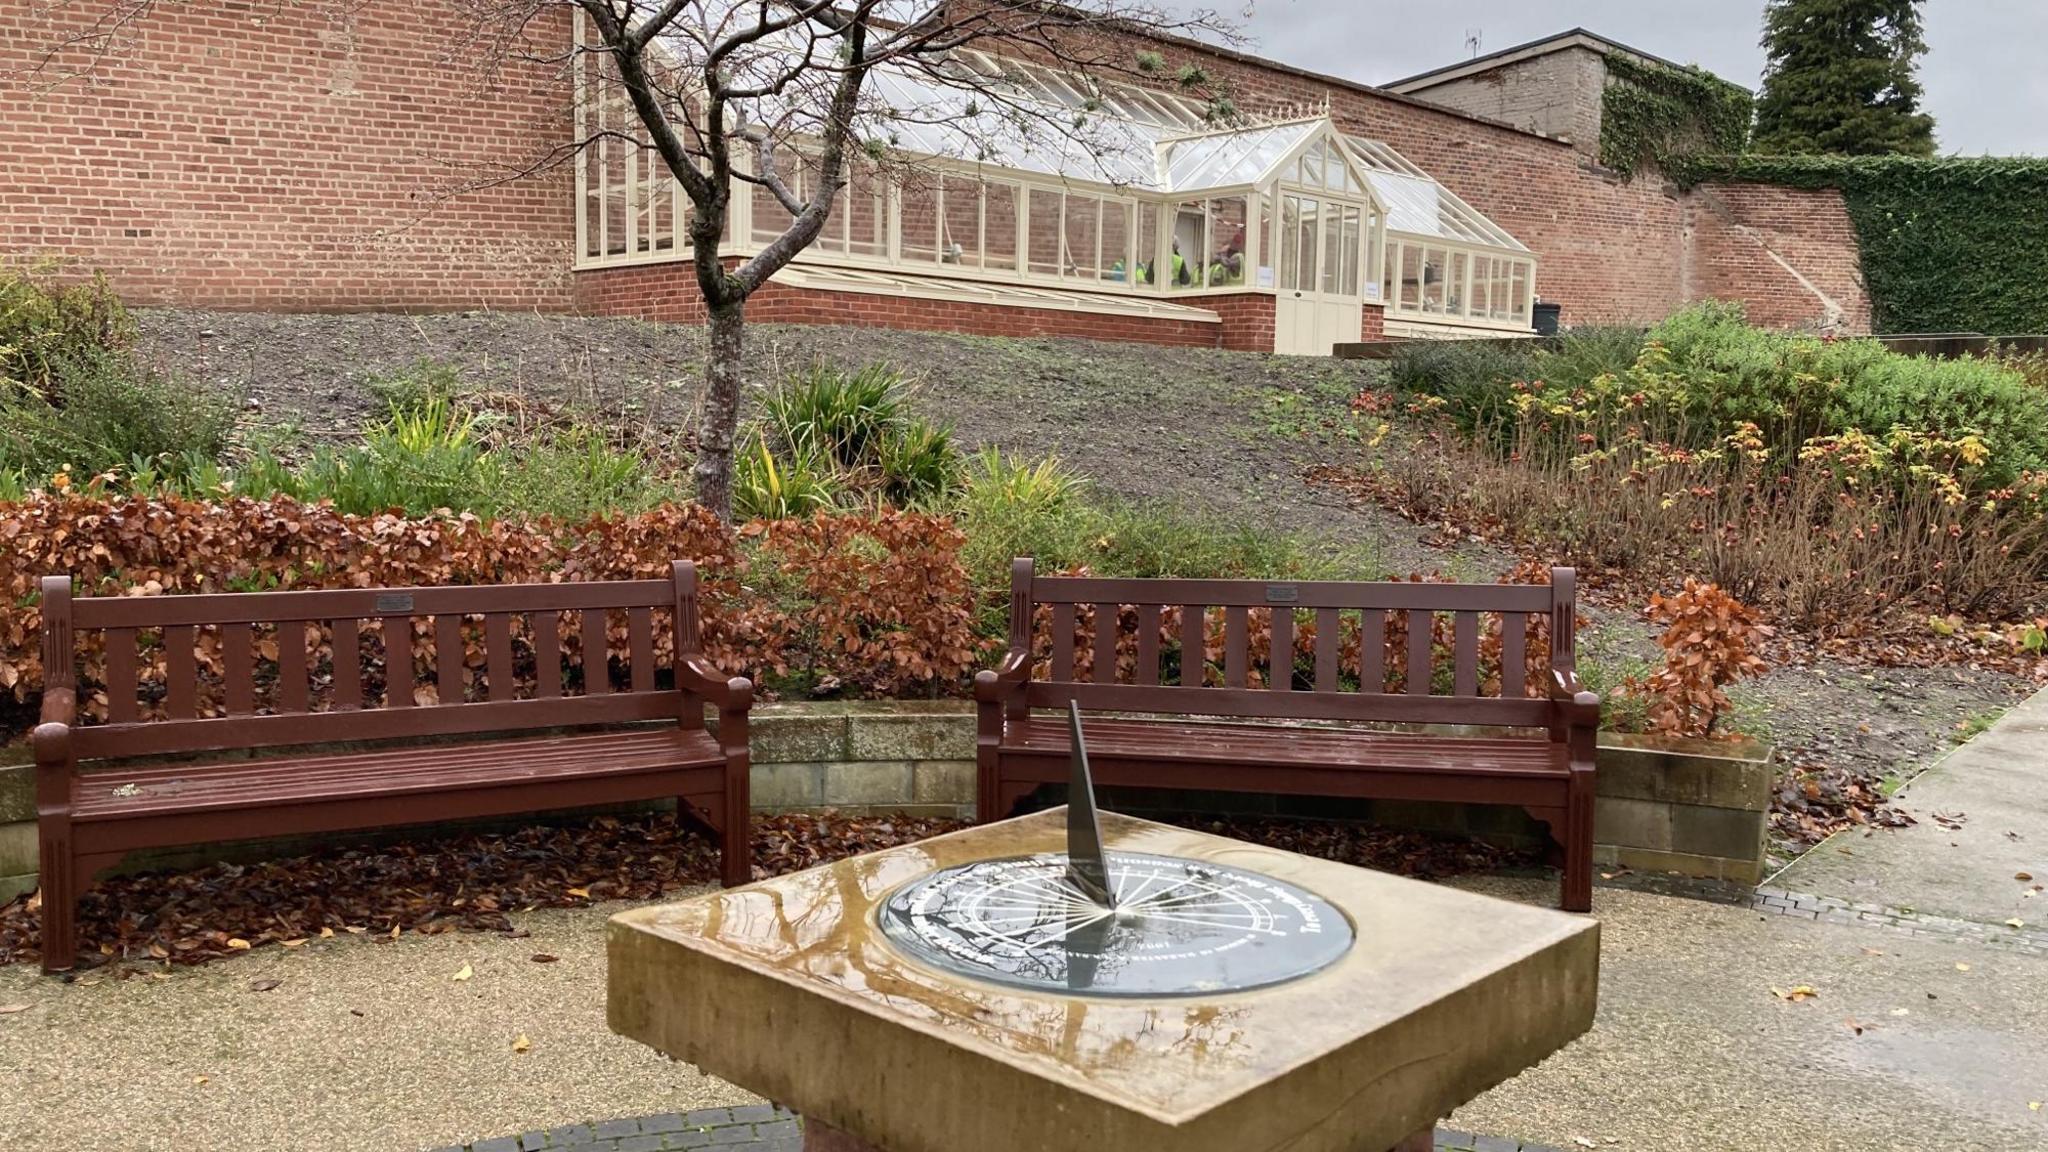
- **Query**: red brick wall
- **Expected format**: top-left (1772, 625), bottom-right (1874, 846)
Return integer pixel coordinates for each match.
top-left (1685, 183), bottom-right (1872, 333)
top-left (576, 263), bottom-right (1227, 348)
top-left (1208, 292), bottom-right (1277, 351)
top-left (0, 0), bottom-right (575, 310)
top-left (1361, 302), bottom-right (1386, 341)
top-left (1, 0), bottom-right (1869, 339)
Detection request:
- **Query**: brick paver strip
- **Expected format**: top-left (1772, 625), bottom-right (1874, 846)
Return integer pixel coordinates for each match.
top-left (1752, 885), bottom-right (2048, 957)
top-left (423, 1110), bottom-right (1559, 1152)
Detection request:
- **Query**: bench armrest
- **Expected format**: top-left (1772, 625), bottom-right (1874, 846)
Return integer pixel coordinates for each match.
top-left (1548, 668), bottom-right (1599, 710)
top-left (1549, 668), bottom-right (1601, 762)
top-left (39, 685), bottom-right (76, 729)
top-left (973, 649), bottom-right (1032, 704)
top-left (679, 656), bottom-right (754, 713)
top-left (34, 687), bottom-right (77, 806)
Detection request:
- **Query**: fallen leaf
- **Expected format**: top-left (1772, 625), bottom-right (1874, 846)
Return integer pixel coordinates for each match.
top-left (1572, 1139), bottom-right (1596, 1149)
top-left (1956, 962), bottom-right (1972, 972)
top-left (530, 953), bottom-right (560, 964)
top-left (319, 927), bottom-right (335, 939)
top-left (248, 979), bottom-right (281, 993)
top-left (452, 964), bottom-right (474, 982)
top-left (193, 1076), bottom-right (209, 1086)
top-left (0, 1004), bottom-right (29, 1015)
top-left (349, 1008), bottom-right (365, 1017)
top-left (388, 924), bottom-right (400, 940)
top-left (2031, 1101), bottom-right (2042, 1112)
top-left (226, 938), bottom-right (251, 951)
top-left (2019, 872), bottom-right (2035, 882)
top-left (1862, 947), bottom-right (1885, 956)
top-left (511, 1033), bottom-right (532, 1054)
top-left (280, 939), bottom-right (307, 949)
top-left (566, 887), bottom-right (591, 899)
top-left (1890, 1007), bottom-right (1910, 1017)
top-left (343, 927), bottom-right (365, 936)
top-left (2006, 918), bottom-right (2027, 929)
top-left (1771, 985), bottom-right (1819, 1002)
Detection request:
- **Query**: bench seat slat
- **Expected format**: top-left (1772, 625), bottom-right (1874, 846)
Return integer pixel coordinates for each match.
top-left (1002, 718), bottom-right (1563, 775)
top-left (71, 728), bottom-right (722, 821)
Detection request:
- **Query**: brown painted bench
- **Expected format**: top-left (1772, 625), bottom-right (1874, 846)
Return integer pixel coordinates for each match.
top-left (32, 562), bottom-right (751, 973)
top-left (974, 559), bottom-right (1599, 912)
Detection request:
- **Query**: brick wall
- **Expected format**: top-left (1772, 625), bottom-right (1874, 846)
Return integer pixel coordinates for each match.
top-left (1, 0), bottom-right (1867, 340)
top-left (1208, 292), bottom-right (1276, 352)
top-left (0, 0), bottom-right (576, 310)
top-left (575, 263), bottom-right (1228, 348)
top-left (1685, 183), bottom-right (1872, 333)
top-left (1397, 47), bottom-right (1609, 152)
top-left (1360, 302), bottom-right (1386, 342)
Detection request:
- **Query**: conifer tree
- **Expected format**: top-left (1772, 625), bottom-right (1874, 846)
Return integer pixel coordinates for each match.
top-left (1754, 0), bottom-right (1937, 156)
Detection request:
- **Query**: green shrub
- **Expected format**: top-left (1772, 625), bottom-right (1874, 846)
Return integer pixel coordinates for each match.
top-left (1385, 338), bottom-right (1534, 439)
top-left (733, 427), bottom-right (840, 521)
top-left (0, 267), bottom-right (133, 391)
top-left (757, 362), bottom-right (961, 509)
top-left (953, 449), bottom-right (1382, 634)
top-left (877, 420), bottom-right (961, 508)
top-left (365, 361), bottom-right (465, 420)
top-left (0, 348), bottom-right (235, 483)
top-left (497, 425), bottom-right (673, 522)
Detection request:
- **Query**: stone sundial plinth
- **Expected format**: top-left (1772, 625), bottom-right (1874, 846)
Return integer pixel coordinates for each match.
top-left (609, 705), bottom-right (1599, 1151)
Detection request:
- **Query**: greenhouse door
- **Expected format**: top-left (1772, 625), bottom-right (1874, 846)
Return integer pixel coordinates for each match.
top-left (1273, 193), bottom-right (1364, 356)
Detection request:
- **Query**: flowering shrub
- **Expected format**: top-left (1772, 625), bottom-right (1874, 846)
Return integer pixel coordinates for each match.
top-left (1362, 320), bottom-right (2048, 629)
top-left (0, 491), bottom-right (980, 728)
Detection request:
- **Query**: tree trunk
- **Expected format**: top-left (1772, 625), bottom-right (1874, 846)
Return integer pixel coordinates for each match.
top-left (694, 298), bottom-right (745, 522)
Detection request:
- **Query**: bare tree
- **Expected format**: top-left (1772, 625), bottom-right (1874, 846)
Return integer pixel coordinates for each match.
top-left (18, 0), bottom-right (1241, 520)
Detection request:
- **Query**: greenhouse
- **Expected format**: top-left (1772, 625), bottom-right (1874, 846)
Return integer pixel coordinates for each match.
top-left (573, 33), bottom-right (1538, 354)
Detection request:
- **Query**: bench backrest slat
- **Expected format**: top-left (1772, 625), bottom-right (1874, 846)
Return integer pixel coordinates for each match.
top-left (385, 616), bottom-right (417, 707)
top-left (46, 568), bottom-right (709, 761)
top-left (105, 627), bottom-right (139, 724)
top-left (1007, 560), bottom-right (1574, 729)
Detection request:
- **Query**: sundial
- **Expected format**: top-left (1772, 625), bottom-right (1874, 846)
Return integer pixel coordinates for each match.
top-left (876, 703), bottom-right (1354, 997)
top-left (608, 705), bottom-right (1600, 1152)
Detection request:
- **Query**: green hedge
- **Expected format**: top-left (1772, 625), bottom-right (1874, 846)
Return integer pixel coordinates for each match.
top-left (1675, 155), bottom-right (2048, 336)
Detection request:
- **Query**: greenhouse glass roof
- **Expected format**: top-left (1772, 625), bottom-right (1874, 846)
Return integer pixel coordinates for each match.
top-left (1343, 138), bottom-right (1528, 251)
top-left (643, 17), bottom-right (1529, 250)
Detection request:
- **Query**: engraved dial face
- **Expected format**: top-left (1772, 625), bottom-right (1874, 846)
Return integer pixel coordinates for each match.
top-left (877, 851), bottom-right (1354, 998)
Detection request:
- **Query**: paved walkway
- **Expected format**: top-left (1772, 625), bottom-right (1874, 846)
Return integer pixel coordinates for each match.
top-left (5, 692), bottom-right (2045, 1151)
top-left (1774, 685), bottom-right (2047, 928)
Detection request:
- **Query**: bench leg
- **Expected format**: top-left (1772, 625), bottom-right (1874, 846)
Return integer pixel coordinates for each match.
top-left (720, 752), bottom-right (752, 889)
top-left (37, 828), bottom-right (76, 975)
top-left (1562, 762), bottom-right (1595, 913)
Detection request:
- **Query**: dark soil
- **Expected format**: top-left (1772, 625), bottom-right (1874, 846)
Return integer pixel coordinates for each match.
top-left (136, 308), bottom-right (1454, 574)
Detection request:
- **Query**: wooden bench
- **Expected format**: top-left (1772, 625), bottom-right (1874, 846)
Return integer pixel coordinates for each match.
top-left (33, 562), bottom-right (752, 973)
top-left (974, 559), bottom-right (1599, 912)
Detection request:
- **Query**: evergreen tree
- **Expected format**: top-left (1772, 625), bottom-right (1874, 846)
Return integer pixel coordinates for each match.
top-left (1753, 0), bottom-right (1937, 156)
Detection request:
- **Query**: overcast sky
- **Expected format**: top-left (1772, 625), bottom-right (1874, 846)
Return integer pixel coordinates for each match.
top-left (1157, 1), bottom-right (2044, 156)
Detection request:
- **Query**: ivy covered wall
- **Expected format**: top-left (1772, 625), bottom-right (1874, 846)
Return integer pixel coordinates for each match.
top-left (1598, 55), bottom-right (1753, 180)
top-left (1677, 155), bottom-right (2048, 336)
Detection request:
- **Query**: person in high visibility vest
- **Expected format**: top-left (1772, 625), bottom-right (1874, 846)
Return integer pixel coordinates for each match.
top-left (1170, 240), bottom-right (1192, 288)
